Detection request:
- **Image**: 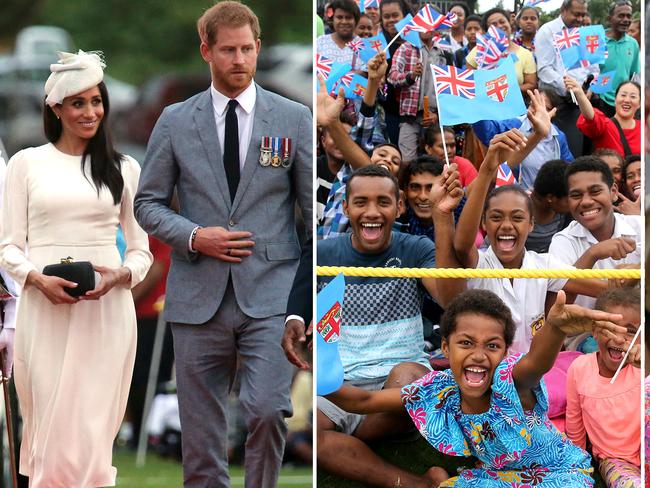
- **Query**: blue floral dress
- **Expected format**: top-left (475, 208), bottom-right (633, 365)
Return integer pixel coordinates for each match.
top-left (400, 354), bottom-right (594, 487)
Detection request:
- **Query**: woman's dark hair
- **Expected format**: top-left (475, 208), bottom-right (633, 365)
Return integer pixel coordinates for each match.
top-left (620, 153), bottom-right (641, 198)
top-left (440, 289), bottom-right (516, 348)
top-left (380, 0), bottom-right (409, 21)
top-left (533, 159), bottom-right (569, 198)
top-left (484, 184), bottom-right (533, 218)
top-left (481, 7), bottom-right (509, 32)
top-left (330, 0), bottom-right (361, 23)
top-left (515, 5), bottom-right (539, 21)
top-left (423, 125), bottom-right (454, 146)
top-left (614, 80), bottom-right (640, 97)
top-left (44, 81), bottom-right (124, 205)
top-left (448, 1), bottom-right (470, 17)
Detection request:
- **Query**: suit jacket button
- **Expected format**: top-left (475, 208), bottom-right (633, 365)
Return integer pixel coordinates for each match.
top-left (229, 220), bottom-right (236, 226)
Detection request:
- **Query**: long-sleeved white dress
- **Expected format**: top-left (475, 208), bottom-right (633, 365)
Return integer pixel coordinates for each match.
top-left (0, 143), bottom-right (152, 487)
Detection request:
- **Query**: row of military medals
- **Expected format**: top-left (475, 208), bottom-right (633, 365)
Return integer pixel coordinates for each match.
top-left (260, 136), bottom-right (291, 168)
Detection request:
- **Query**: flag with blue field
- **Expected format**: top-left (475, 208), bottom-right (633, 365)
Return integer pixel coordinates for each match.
top-left (433, 56), bottom-right (527, 126)
top-left (316, 274), bottom-right (345, 396)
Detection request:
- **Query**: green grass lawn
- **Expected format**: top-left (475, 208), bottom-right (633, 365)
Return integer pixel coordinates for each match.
top-left (113, 450), bottom-right (312, 487)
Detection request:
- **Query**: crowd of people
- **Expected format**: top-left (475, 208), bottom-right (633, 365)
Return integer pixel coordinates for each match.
top-left (316, 0), bottom-right (641, 486)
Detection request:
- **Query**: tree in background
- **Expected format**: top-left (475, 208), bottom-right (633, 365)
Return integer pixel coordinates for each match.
top-left (0, 0), bottom-right (311, 84)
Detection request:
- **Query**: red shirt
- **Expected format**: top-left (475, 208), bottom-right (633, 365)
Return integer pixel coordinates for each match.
top-left (454, 156), bottom-right (478, 188)
top-left (577, 109), bottom-right (640, 156)
top-left (135, 237), bottom-right (171, 319)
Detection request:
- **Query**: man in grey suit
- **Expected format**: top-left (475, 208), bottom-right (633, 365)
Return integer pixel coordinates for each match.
top-left (133, 2), bottom-right (312, 486)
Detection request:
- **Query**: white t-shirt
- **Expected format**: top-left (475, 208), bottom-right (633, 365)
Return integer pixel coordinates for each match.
top-left (548, 214), bottom-right (641, 309)
top-left (469, 246), bottom-right (571, 355)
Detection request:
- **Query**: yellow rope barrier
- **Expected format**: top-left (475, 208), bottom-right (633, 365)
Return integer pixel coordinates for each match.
top-left (317, 267), bottom-right (641, 279)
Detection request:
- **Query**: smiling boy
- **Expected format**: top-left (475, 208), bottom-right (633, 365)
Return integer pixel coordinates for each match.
top-left (316, 164), bottom-right (464, 487)
top-left (548, 156), bottom-right (641, 308)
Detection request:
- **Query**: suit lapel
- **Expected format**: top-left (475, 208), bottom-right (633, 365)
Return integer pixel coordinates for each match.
top-left (194, 89), bottom-right (231, 209)
top-left (231, 84), bottom-right (271, 214)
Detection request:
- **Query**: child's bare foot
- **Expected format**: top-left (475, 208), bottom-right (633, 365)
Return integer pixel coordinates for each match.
top-left (423, 466), bottom-right (449, 487)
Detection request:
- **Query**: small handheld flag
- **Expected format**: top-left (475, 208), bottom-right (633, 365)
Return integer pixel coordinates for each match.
top-left (496, 162), bottom-right (516, 187)
top-left (589, 70), bottom-right (615, 94)
top-left (316, 274), bottom-right (346, 396)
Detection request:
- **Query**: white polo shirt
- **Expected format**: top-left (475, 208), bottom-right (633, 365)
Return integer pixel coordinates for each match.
top-left (469, 246), bottom-right (571, 355)
top-left (548, 214), bottom-right (641, 309)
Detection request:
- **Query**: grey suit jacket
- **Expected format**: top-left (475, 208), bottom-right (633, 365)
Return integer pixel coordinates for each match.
top-left (134, 84), bottom-right (312, 324)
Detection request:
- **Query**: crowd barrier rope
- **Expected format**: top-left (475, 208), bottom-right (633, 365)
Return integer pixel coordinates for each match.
top-left (316, 267), bottom-right (641, 279)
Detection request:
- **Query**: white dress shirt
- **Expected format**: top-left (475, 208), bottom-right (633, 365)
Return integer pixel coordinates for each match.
top-left (548, 214), bottom-right (641, 309)
top-left (188, 82), bottom-right (257, 252)
top-left (210, 81), bottom-right (257, 170)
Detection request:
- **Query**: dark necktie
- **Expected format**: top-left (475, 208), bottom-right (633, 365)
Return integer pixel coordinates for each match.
top-left (223, 99), bottom-right (240, 202)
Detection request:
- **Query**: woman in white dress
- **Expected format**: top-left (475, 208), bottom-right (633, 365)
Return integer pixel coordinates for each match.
top-left (0, 51), bottom-right (152, 487)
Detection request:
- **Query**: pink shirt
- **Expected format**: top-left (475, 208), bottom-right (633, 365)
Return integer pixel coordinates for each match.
top-left (566, 352), bottom-right (641, 466)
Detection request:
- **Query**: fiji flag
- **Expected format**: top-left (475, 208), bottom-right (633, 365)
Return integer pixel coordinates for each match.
top-left (316, 274), bottom-right (345, 396)
top-left (336, 73), bottom-right (368, 99)
top-left (394, 14), bottom-right (422, 48)
top-left (360, 32), bottom-right (390, 63)
top-left (589, 70), bottom-right (616, 94)
top-left (433, 56), bottom-right (527, 126)
top-left (496, 162), bottom-right (516, 187)
top-left (577, 25), bottom-right (607, 66)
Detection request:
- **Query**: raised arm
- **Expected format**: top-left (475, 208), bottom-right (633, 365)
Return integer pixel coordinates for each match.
top-left (422, 163), bottom-right (467, 306)
top-left (513, 291), bottom-right (626, 408)
top-left (564, 76), bottom-right (594, 120)
top-left (507, 89), bottom-right (556, 169)
top-left (453, 129), bottom-right (528, 268)
top-left (325, 385), bottom-right (404, 414)
top-left (317, 77), bottom-right (372, 170)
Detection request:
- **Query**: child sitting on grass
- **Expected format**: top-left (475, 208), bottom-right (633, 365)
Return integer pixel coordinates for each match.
top-left (326, 289), bottom-right (627, 487)
top-left (566, 288), bottom-right (641, 488)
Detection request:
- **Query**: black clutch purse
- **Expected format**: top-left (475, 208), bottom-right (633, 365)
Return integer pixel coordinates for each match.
top-left (42, 257), bottom-right (95, 298)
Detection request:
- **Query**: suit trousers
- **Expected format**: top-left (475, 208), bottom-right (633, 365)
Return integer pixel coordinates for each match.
top-left (171, 280), bottom-right (293, 488)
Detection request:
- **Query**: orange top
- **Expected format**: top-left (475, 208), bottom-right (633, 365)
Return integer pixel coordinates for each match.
top-left (566, 352), bottom-right (641, 466)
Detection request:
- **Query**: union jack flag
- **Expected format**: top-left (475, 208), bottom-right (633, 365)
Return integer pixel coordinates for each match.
top-left (433, 34), bottom-right (453, 51)
top-left (553, 28), bottom-right (580, 51)
top-left (440, 11), bottom-right (458, 28)
top-left (432, 65), bottom-right (475, 99)
top-left (410, 4), bottom-right (446, 32)
top-left (361, 0), bottom-right (380, 10)
top-left (331, 72), bottom-right (354, 95)
top-left (496, 162), bottom-right (516, 187)
top-left (475, 35), bottom-right (504, 68)
top-left (316, 54), bottom-right (333, 79)
top-left (347, 38), bottom-right (365, 54)
top-left (487, 26), bottom-right (509, 49)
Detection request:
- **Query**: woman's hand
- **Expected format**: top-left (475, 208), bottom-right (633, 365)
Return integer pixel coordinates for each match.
top-left (81, 265), bottom-right (131, 300)
top-left (27, 271), bottom-right (79, 305)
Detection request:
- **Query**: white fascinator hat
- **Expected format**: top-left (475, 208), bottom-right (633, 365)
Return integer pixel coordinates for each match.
top-left (44, 50), bottom-right (106, 107)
